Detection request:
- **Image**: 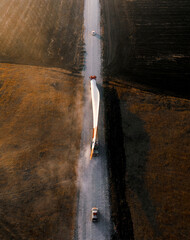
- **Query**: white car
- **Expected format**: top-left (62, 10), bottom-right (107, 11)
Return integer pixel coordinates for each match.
top-left (91, 207), bottom-right (98, 222)
top-left (91, 30), bottom-right (96, 36)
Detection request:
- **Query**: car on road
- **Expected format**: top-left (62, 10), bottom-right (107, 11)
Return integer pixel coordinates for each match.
top-left (91, 207), bottom-right (98, 222)
top-left (91, 30), bottom-right (96, 36)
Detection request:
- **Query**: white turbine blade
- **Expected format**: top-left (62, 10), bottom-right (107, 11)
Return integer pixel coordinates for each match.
top-left (91, 79), bottom-right (100, 130)
top-left (90, 79), bottom-right (100, 159)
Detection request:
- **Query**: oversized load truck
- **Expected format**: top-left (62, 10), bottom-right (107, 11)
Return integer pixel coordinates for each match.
top-left (89, 76), bottom-right (100, 159)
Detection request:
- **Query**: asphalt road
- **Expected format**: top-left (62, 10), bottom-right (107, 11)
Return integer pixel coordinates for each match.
top-left (75, 0), bottom-right (111, 239)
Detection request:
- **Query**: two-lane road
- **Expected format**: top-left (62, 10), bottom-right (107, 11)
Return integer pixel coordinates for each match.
top-left (75, 0), bottom-right (111, 239)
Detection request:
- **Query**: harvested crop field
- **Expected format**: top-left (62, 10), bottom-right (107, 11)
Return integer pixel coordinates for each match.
top-left (0, 1), bottom-right (84, 239)
top-left (100, 0), bottom-right (190, 97)
top-left (104, 80), bottom-right (190, 239)
top-left (0, 63), bottom-right (83, 240)
top-left (121, 87), bottom-right (190, 239)
top-left (0, 0), bottom-right (84, 71)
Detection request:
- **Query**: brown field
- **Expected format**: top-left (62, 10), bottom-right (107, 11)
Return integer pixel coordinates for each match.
top-left (0, 63), bottom-right (83, 240)
top-left (0, 1), bottom-right (84, 239)
top-left (120, 86), bottom-right (190, 239)
top-left (104, 79), bottom-right (190, 239)
top-left (100, 0), bottom-right (190, 97)
top-left (0, 0), bottom-right (84, 71)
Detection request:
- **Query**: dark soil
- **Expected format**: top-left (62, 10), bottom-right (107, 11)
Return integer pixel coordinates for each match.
top-left (100, 0), bottom-right (190, 97)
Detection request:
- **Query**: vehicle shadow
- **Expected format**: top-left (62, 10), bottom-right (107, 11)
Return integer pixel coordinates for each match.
top-left (104, 86), bottom-right (162, 239)
top-left (95, 33), bottom-right (103, 40)
top-left (96, 212), bottom-right (111, 238)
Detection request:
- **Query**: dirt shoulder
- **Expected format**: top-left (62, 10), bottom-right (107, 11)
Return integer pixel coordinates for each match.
top-left (100, 0), bottom-right (190, 97)
top-left (0, 0), bottom-right (84, 72)
top-left (0, 63), bottom-right (83, 240)
top-left (104, 78), bottom-right (190, 239)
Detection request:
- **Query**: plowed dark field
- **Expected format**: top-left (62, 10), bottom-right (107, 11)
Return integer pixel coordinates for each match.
top-left (101, 0), bottom-right (190, 97)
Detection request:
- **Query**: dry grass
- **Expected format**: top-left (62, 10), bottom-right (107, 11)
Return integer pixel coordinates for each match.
top-left (0, 0), bottom-right (84, 70)
top-left (0, 63), bottom-right (83, 240)
top-left (115, 83), bottom-right (190, 239)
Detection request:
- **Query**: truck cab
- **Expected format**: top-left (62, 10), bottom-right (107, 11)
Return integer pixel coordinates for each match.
top-left (91, 141), bottom-right (99, 157)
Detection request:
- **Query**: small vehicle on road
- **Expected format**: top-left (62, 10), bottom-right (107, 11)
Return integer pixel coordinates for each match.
top-left (91, 207), bottom-right (98, 222)
top-left (91, 30), bottom-right (96, 36)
